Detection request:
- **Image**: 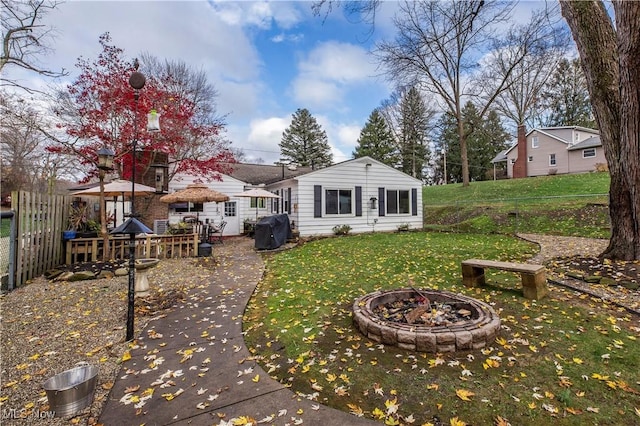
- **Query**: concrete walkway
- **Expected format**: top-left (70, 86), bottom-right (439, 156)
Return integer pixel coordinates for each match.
top-left (99, 237), bottom-right (375, 425)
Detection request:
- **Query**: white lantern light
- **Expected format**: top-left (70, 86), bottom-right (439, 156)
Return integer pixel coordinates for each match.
top-left (147, 109), bottom-right (160, 132)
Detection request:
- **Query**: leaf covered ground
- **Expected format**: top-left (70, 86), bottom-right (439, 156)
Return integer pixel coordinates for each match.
top-left (244, 232), bottom-right (640, 426)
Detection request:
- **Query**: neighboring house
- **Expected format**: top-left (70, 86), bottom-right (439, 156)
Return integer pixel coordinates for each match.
top-left (167, 156), bottom-right (423, 237)
top-left (499, 126), bottom-right (605, 178)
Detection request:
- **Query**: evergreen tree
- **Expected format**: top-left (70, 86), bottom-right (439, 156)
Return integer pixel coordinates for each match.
top-left (540, 58), bottom-right (596, 128)
top-left (280, 108), bottom-right (332, 169)
top-left (352, 109), bottom-right (399, 166)
top-left (436, 102), bottom-right (509, 182)
top-left (399, 87), bottom-right (431, 180)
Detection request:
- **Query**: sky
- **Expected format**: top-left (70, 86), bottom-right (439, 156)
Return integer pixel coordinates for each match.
top-left (5, 1), bottom-right (552, 166)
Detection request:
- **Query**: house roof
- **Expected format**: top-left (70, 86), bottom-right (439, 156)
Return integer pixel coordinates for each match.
top-left (491, 149), bottom-right (510, 163)
top-left (294, 156), bottom-right (424, 184)
top-left (526, 125), bottom-right (600, 138)
top-left (225, 162), bottom-right (313, 185)
top-left (567, 136), bottom-right (602, 150)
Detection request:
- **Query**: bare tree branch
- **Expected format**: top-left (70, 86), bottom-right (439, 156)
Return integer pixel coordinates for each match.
top-left (1, 0), bottom-right (68, 92)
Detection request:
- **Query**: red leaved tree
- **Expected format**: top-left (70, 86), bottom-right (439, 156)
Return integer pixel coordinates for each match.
top-left (49, 33), bottom-right (235, 184)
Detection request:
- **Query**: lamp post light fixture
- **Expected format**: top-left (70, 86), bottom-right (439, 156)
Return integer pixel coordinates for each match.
top-left (97, 147), bottom-right (114, 261)
top-left (110, 59), bottom-right (155, 342)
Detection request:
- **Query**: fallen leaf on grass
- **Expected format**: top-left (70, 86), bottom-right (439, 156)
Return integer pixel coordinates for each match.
top-left (456, 389), bottom-right (474, 401)
top-left (347, 403), bottom-right (364, 416)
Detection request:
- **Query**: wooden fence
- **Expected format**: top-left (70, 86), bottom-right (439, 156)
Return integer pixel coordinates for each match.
top-left (12, 191), bottom-right (70, 287)
top-left (8, 190), bottom-right (200, 288)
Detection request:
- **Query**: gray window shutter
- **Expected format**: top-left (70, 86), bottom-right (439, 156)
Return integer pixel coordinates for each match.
top-left (355, 186), bottom-right (362, 217)
top-left (411, 188), bottom-right (418, 216)
top-left (287, 188), bottom-right (292, 214)
top-left (314, 185), bottom-right (322, 218)
top-left (378, 187), bottom-right (385, 216)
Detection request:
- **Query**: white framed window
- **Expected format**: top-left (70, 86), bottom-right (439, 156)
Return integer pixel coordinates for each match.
top-left (528, 156), bottom-right (533, 162)
top-left (549, 154), bottom-right (557, 166)
top-left (250, 197), bottom-right (265, 209)
top-left (386, 189), bottom-right (410, 215)
top-left (583, 148), bottom-right (596, 158)
top-left (224, 201), bottom-right (236, 217)
top-left (325, 189), bottom-right (352, 215)
top-left (172, 202), bottom-right (203, 213)
top-left (531, 136), bottom-right (539, 148)
top-left (273, 189), bottom-right (280, 213)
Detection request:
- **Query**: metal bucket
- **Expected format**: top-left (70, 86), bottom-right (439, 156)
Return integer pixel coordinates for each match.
top-left (42, 363), bottom-right (98, 417)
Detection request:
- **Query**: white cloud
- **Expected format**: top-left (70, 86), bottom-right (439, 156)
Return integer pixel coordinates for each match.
top-left (291, 79), bottom-right (342, 109)
top-left (209, 0), bottom-right (301, 30)
top-left (316, 115), bottom-right (361, 163)
top-left (299, 41), bottom-right (376, 83)
top-left (271, 33), bottom-right (304, 43)
top-left (336, 124), bottom-right (361, 150)
top-left (231, 116), bottom-right (290, 164)
top-left (291, 41), bottom-right (377, 109)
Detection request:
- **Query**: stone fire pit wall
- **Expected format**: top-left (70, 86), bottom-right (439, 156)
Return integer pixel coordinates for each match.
top-left (352, 289), bottom-right (501, 353)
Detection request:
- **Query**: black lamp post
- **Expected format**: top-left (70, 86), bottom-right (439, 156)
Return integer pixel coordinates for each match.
top-left (110, 59), bottom-right (154, 342)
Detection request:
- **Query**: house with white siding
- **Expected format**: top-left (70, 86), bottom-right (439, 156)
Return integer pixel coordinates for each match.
top-left (166, 156), bottom-right (423, 237)
top-left (500, 126), bottom-right (606, 178)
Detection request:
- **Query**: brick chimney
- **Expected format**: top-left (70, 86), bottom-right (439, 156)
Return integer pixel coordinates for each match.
top-left (512, 125), bottom-right (527, 179)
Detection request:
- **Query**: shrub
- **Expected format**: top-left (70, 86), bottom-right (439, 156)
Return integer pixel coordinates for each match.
top-left (397, 223), bottom-right (410, 232)
top-left (332, 224), bottom-right (351, 235)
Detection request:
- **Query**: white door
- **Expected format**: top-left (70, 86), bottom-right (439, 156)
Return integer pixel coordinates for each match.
top-left (222, 201), bottom-right (240, 235)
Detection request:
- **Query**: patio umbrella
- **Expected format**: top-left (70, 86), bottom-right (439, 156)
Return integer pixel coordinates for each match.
top-left (233, 188), bottom-right (280, 221)
top-left (72, 180), bottom-right (156, 226)
top-left (159, 184), bottom-right (230, 221)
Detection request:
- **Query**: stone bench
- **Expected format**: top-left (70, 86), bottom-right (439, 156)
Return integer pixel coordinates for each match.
top-left (461, 259), bottom-right (548, 300)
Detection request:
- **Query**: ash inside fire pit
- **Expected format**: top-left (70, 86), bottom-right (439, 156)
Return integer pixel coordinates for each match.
top-left (373, 295), bottom-right (474, 326)
top-left (353, 288), bottom-right (500, 353)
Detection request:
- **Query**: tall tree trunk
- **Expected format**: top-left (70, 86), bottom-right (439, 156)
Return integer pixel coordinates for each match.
top-left (561, 1), bottom-right (640, 260)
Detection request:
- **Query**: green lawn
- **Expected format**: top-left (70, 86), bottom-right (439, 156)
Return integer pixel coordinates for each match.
top-left (244, 232), bottom-right (640, 426)
top-left (423, 172), bottom-right (610, 205)
top-left (423, 173), bottom-right (612, 238)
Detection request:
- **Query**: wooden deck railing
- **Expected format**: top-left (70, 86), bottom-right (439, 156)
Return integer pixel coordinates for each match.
top-left (65, 233), bottom-right (199, 264)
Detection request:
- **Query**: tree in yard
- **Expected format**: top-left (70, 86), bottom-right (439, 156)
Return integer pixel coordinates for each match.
top-left (1, 0), bottom-right (68, 92)
top-left (488, 5), bottom-right (571, 129)
top-left (398, 86), bottom-right (431, 180)
top-left (436, 102), bottom-right (509, 183)
top-left (560, 1), bottom-right (640, 260)
top-left (279, 108), bottom-right (332, 169)
top-left (352, 108), bottom-right (398, 166)
top-left (538, 58), bottom-right (596, 128)
top-left (376, 1), bottom-right (561, 187)
top-left (48, 33), bottom-right (234, 185)
top-left (0, 93), bottom-right (76, 195)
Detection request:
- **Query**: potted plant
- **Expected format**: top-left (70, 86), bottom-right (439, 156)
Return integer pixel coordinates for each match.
top-left (168, 222), bottom-right (193, 235)
top-left (78, 219), bottom-right (100, 238)
top-left (65, 205), bottom-right (87, 240)
top-left (65, 205), bottom-right (100, 238)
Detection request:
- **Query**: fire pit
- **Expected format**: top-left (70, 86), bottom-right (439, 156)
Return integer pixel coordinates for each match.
top-left (353, 288), bottom-right (500, 353)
